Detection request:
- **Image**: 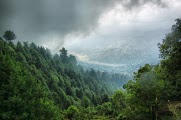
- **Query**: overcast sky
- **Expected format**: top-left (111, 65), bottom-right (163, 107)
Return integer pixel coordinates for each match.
top-left (0, 0), bottom-right (181, 72)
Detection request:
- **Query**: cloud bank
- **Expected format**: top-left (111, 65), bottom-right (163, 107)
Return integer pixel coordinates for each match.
top-left (0, 0), bottom-right (167, 43)
top-left (0, 0), bottom-right (181, 72)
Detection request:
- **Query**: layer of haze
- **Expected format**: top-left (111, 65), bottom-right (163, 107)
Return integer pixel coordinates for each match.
top-left (0, 0), bottom-right (181, 73)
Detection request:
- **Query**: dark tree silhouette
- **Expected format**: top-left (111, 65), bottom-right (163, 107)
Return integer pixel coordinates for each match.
top-left (3, 30), bottom-right (16, 42)
top-left (59, 47), bottom-right (68, 57)
top-left (59, 47), bottom-right (68, 63)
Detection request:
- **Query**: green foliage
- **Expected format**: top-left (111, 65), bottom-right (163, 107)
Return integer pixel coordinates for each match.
top-left (0, 36), bottom-right (126, 119)
top-left (81, 96), bottom-right (91, 108)
top-left (1, 18), bottom-right (180, 119)
top-left (94, 18), bottom-right (181, 120)
top-left (0, 54), bottom-right (62, 119)
top-left (158, 18), bottom-right (181, 100)
top-left (63, 105), bottom-right (79, 119)
top-left (158, 18), bottom-right (181, 59)
top-left (112, 90), bottom-right (126, 115)
top-left (96, 102), bottom-right (113, 115)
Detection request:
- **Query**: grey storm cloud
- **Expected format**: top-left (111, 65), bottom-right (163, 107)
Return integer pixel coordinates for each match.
top-left (1, 0), bottom-right (179, 73)
top-left (0, 0), bottom-right (166, 44)
top-left (0, 0), bottom-right (115, 41)
top-left (123, 0), bottom-right (166, 9)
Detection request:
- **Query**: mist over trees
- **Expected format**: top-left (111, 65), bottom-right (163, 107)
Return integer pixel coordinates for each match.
top-left (0, 35), bottom-right (128, 119)
top-left (0, 18), bottom-right (181, 120)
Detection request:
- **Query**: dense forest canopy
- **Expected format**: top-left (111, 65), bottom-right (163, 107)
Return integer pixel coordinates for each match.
top-left (0, 18), bottom-right (181, 120)
top-left (0, 34), bottom-right (129, 119)
top-left (0, 0), bottom-right (181, 119)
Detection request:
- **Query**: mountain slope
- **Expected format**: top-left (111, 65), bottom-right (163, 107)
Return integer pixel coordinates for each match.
top-left (0, 38), bottom-right (126, 119)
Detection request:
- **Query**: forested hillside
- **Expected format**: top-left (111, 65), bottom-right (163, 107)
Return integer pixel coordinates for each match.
top-left (0, 18), bottom-right (181, 120)
top-left (0, 36), bottom-right (127, 119)
top-left (92, 18), bottom-right (181, 120)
